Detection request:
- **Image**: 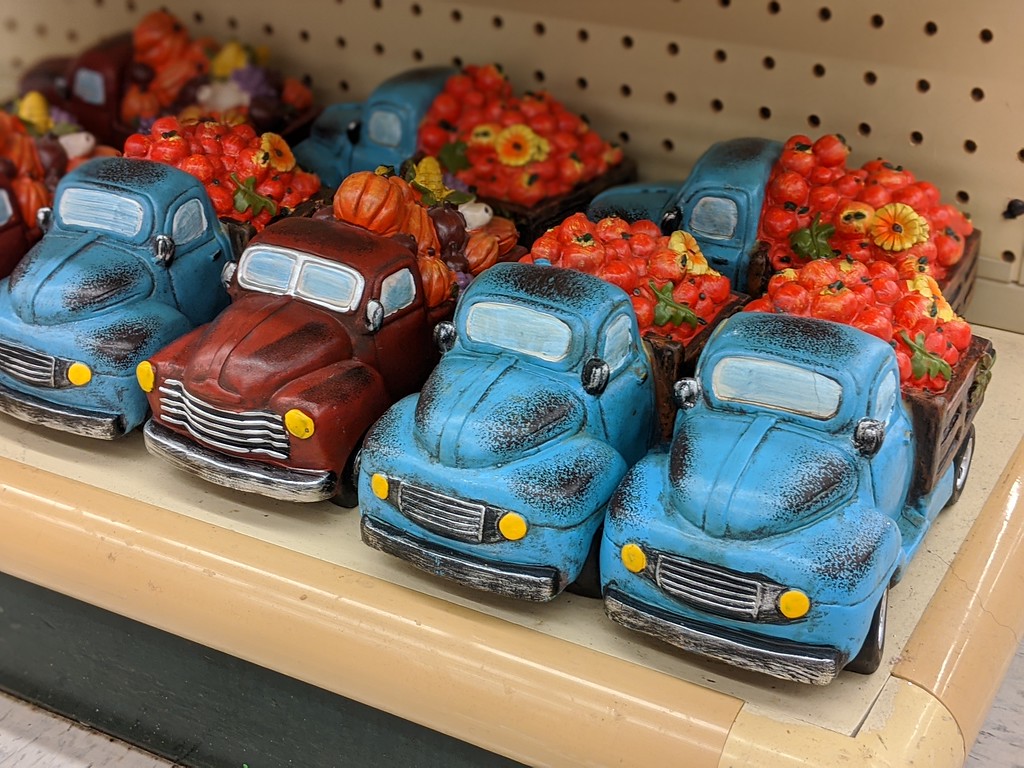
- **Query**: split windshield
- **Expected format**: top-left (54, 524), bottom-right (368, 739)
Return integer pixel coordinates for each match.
top-left (711, 356), bottom-right (842, 419)
top-left (238, 245), bottom-right (364, 312)
top-left (58, 188), bottom-right (146, 238)
top-left (465, 301), bottom-right (574, 363)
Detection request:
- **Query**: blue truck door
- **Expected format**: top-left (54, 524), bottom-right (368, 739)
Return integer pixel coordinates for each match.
top-left (867, 366), bottom-right (914, 516)
top-left (679, 188), bottom-right (756, 288)
top-left (166, 196), bottom-right (228, 325)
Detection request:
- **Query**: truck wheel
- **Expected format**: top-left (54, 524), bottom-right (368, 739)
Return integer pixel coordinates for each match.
top-left (845, 589), bottom-right (888, 675)
top-left (946, 424), bottom-right (976, 507)
top-left (330, 446), bottom-right (363, 509)
top-left (566, 527), bottom-right (603, 599)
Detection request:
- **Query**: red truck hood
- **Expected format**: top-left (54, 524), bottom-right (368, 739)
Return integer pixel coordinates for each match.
top-left (182, 292), bottom-right (353, 406)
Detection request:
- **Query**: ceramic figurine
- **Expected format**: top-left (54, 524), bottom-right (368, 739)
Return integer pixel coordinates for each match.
top-left (600, 311), bottom-right (993, 684)
top-left (588, 135), bottom-right (979, 312)
top-left (0, 157), bottom-right (234, 438)
top-left (357, 261), bottom-right (659, 601)
top-left (140, 215), bottom-right (452, 507)
top-left (0, 171), bottom-right (41, 277)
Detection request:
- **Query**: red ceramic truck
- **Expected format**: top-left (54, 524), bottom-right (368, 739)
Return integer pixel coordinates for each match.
top-left (138, 215), bottom-right (450, 506)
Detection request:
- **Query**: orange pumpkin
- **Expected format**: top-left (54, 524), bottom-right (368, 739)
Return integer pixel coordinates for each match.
top-left (121, 84), bottom-right (162, 124)
top-left (151, 58), bottom-right (205, 107)
top-left (333, 171), bottom-right (406, 236)
top-left (11, 176), bottom-right (51, 225)
top-left (133, 10), bottom-right (189, 69)
top-left (2, 133), bottom-right (43, 179)
top-left (417, 254), bottom-right (456, 309)
top-left (399, 203), bottom-right (441, 259)
top-left (281, 77), bottom-right (314, 112)
top-left (465, 231), bottom-right (500, 275)
top-left (476, 215), bottom-right (519, 256)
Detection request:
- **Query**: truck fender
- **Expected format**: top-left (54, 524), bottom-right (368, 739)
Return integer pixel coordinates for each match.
top-left (80, 301), bottom-right (193, 375)
top-left (292, 101), bottom-right (364, 187)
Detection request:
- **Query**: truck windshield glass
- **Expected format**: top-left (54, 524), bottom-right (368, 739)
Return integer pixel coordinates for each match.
top-left (465, 301), bottom-right (573, 363)
top-left (58, 188), bottom-right (145, 238)
top-left (238, 246), bottom-right (365, 312)
top-left (72, 68), bottom-right (106, 106)
top-left (689, 196), bottom-right (738, 240)
top-left (366, 108), bottom-right (402, 148)
top-left (712, 356), bottom-right (842, 419)
top-left (0, 190), bottom-right (11, 226)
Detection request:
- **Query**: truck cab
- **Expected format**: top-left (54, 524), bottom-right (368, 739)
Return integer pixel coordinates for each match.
top-left (0, 174), bottom-right (41, 278)
top-left (0, 157), bottom-right (232, 439)
top-left (141, 216), bottom-right (444, 505)
top-left (600, 312), bottom-right (984, 684)
top-left (588, 137), bottom-right (782, 294)
top-left (293, 66), bottom-right (456, 188)
top-left (358, 261), bottom-right (658, 601)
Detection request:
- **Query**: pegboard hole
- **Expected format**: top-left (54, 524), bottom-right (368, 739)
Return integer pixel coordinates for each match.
top-left (1017, 148), bottom-right (1024, 162)
top-left (924, 21), bottom-right (938, 35)
top-left (372, 0), bottom-right (382, 8)
top-left (768, 1), bottom-right (781, 14)
top-left (336, 36), bottom-right (347, 48)
top-left (622, 35), bottom-right (634, 48)
top-left (663, 139), bottom-right (675, 152)
top-left (1001, 250), bottom-right (1016, 263)
top-left (956, 191), bottom-right (970, 203)
top-left (66, 29), bottom-right (78, 42)
top-left (412, 48), bottom-right (424, 61)
top-left (665, 91), bottom-right (677, 104)
top-left (125, 0), bottom-right (135, 9)
top-left (818, 7), bottom-right (832, 21)
top-left (411, 4), bottom-right (422, 15)
top-left (227, 17), bottom-right (238, 30)
top-left (964, 139), bottom-right (978, 154)
top-left (864, 71), bottom-right (877, 85)
top-left (714, 49), bottom-right (727, 62)
top-left (813, 63), bottom-right (826, 77)
top-left (980, 29), bottom-right (994, 43)
top-left (452, 56), bottom-right (463, 68)
top-left (192, 12), bottom-right (203, 24)
top-left (577, 77), bottom-right (588, 90)
top-left (2, 18), bottom-right (15, 31)
top-left (667, 42), bottom-right (680, 55)
top-left (578, 29), bottom-right (589, 42)
top-left (533, 70), bottom-right (545, 83)
top-left (373, 43), bottom-right (385, 55)
top-left (299, 30), bottom-right (310, 42)
top-left (971, 87), bottom-right (985, 102)
top-left (263, 24), bottom-right (274, 36)
top-left (492, 16), bottom-right (503, 28)
top-left (338, 80), bottom-right (349, 92)
top-left (534, 21), bottom-right (546, 35)
top-left (620, 84), bottom-right (632, 97)
top-left (710, 99), bottom-right (724, 112)
top-left (34, 23), bottom-right (47, 37)
top-left (910, 131), bottom-right (924, 145)
top-left (301, 74), bottom-right (313, 87)
top-left (870, 14), bottom-right (884, 28)
top-left (759, 106), bottom-right (772, 120)
top-left (917, 79), bottom-right (930, 93)
top-left (858, 122), bottom-right (872, 136)
top-left (719, 0), bottom-right (731, 6)
top-left (618, 131), bottom-right (631, 144)
top-left (763, 56), bottom-right (775, 69)
top-left (451, 9), bottom-right (462, 22)
top-left (807, 114), bottom-right (821, 128)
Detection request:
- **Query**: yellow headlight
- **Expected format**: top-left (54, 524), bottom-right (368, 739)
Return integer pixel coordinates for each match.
top-left (136, 360), bottom-right (154, 392)
top-left (621, 543), bottom-right (647, 573)
top-left (284, 408), bottom-right (315, 439)
top-left (498, 512), bottom-right (528, 541)
top-left (370, 473), bottom-right (390, 500)
top-left (67, 362), bottom-right (92, 387)
top-left (778, 589), bottom-right (811, 619)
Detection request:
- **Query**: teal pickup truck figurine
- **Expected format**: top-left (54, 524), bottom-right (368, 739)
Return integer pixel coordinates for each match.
top-left (601, 311), bottom-right (993, 684)
top-left (358, 261), bottom-right (658, 600)
top-left (0, 157), bottom-right (233, 438)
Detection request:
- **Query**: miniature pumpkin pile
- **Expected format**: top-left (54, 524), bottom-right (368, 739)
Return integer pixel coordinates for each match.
top-left (746, 133), bottom-right (977, 394)
top-left (522, 213), bottom-right (734, 344)
top-left (331, 160), bottom-right (521, 308)
top-left (418, 64), bottom-right (624, 207)
top-left (122, 115), bottom-right (320, 231)
top-left (120, 10), bottom-right (313, 136)
top-left (0, 112), bottom-right (52, 227)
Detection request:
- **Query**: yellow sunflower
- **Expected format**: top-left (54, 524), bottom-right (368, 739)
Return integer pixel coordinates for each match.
top-left (468, 123), bottom-right (502, 146)
top-left (260, 132), bottom-right (295, 172)
top-left (870, 203), bottom-right (930, 252)
top-left (667, 230), bottom-right (715, 275)
top-left (494, 124), bottom-right (549, 166)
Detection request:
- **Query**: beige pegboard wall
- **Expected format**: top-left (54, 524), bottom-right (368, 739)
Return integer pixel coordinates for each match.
top-left (1, 0), bottom-right (1022, 330)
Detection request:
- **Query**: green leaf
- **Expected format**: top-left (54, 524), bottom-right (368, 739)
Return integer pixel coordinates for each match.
top-left (789, 214), bottom-right (836, 261)
top-left (899, 330), bottom-right (953, 382)
top-left (438, 141), bottom-right (470, 172)
top-left (230, 173), bottom-right (278, 217)
top-left (649, 280), bottom-right (701, 329)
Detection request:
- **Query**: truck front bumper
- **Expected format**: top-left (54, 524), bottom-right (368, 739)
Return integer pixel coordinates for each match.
top-left (143, 420), bottom-right (336, 503)
top-left (604, 588), bottom-right (845, 685)
top-left (0, 382), bottom-right (126, 439)
top-left (361, 515), bottom-right (565, 601)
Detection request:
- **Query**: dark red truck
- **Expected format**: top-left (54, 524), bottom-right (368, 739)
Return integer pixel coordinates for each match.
top-left (139, 215), bottom-right (449, 506)
top-left (0, 173), bottom-right (41, 277)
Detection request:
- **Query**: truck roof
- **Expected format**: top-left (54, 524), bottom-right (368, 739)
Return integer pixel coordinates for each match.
top-left (704, 312), bottom-right (894, 382)
top-left (684, 137), bottom-right (782, 194)
top-left (465, 262), bottom-right (629, 320)
top-left (251, 216), bottom-right (417, 273)
top-left (369, 66), bottom-right (455, 111)
top-left (59, 157), bottom-right (201, 201)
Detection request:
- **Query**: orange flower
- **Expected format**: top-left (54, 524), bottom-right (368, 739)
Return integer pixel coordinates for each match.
top-left (260, 132), bottom-right (295, 172)
top-left (494, 124), bottom-right (548, 166)
top-left (871, 203), bottom-right (929, 252)
top-left (467, 123), bottom-right (501, 146)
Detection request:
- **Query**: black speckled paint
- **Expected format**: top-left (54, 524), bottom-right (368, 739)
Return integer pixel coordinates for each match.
top-left (84, 316), bottom-right (161, 369)
top-left (486, 263), bottom-right (608, 314)
top-left (507, 450), bottom-right (599, 516)
top-left (475, 390), bottom-right (581, 457)
top-left (251, 322), bottom-right (338, 367)
top-left (667, 420), bottom-right (697, 506)
top-left (301, 363), bottom-right (376, 403)
top-left (89, 158), bottom-right (170, 186)
top-left (62, 265), bottom-right (144, 311)
top-left (811, 512), bottom-right (888, 591)
top-left (774, 449), bottom-right (851, 523)
top-left (739, 313), bottom-right (861, 360)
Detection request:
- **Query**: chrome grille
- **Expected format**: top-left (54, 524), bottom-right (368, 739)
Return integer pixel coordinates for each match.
top-left (397, 483), bottom-right (486, 543)
top-left (656, 554), bottom-right (768, 621)
top-left (158, 379), bottom-right (290, 459)
top-left (0, 340), bottom-right (58, 387)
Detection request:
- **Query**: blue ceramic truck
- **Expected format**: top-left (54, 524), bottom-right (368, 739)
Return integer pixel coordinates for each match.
top-left (600, 311), bottom-right (992, 684)
top-left (358, 261), bottom-right (658, 600)
top-left (0, 157), bottom-right (233, 438)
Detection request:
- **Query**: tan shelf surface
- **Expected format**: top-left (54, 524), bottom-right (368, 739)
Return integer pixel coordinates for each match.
top-left (0, 325), bottom-right (1021, 767)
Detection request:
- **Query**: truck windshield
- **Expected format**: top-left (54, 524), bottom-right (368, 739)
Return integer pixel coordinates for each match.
top-left (711, 356), bottom-right (842, 419)
top-left (465, 301), bottom-right (573, 363)
top-left (366, 108), bottom-right (402, 148)
top-left (238, 246), bottom-right (365, 312)
top-left (58, 188), bottom-right (145, 238)
top-left (72, 68), bottom-right (106, 106)
top-left (0, 190), bottom-right (12, 226)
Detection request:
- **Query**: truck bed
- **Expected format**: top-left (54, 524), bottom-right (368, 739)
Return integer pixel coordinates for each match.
top-left (905, 332), bottom-right (995, 501)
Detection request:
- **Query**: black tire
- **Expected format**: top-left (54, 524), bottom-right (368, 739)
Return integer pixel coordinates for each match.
top-left (845, 588), bottom-right (888, 675)
top-left (946, 424), bottom-right (976, 508)
top-left (329, 444), bottom-right (363, 509)
top-left (565, 526), bottom-right (603, 599)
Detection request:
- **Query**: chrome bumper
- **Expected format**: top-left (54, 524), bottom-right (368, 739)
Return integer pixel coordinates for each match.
top-left (0, 383), bottom-right (126, 439)
top-left (361, 515), bottom-right (565, 601)
top-left (143, 419), bottom-right (336, 502)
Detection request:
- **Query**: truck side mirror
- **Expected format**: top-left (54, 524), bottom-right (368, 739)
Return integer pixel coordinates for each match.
top-left (154, 235), bottom-right (175, 265)
top-left (434, 321), bottom-right (456, 354)
top-left (660, 207), bottom-right (683, 235)
top-left (346, 119), bottom-right (362, 145)
top-left (854, 418), bottom-right (885, 457)
top-left (582, 358), bottom-right (610, 396)
top-left (673, 378), bottom-right (701, 409)
top-left (36, 206), bottom-right (53, 233)
top-left (365, 299), bottom-right (384, 332)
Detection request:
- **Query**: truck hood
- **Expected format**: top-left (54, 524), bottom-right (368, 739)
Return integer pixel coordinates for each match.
top-left (414, 355), bottom-right (585, 469)
top-left (181, 292), bottom-right (352, 406)
top-left (7, 232), bottom-right (154, 325)
top-left (668, 412), bottom-right (857, 539)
